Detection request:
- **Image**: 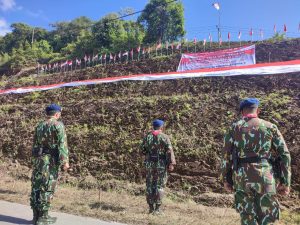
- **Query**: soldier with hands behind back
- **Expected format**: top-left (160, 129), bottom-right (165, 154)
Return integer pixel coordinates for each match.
top-left (30, 104), bottom-right (69, 225)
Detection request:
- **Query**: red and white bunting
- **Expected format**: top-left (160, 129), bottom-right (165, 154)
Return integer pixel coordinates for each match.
top-left (4, 60), bottom-right (300, 95)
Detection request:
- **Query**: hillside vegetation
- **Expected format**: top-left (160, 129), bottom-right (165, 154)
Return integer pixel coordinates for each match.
top-left (0, 40), bottom-right (299, 206)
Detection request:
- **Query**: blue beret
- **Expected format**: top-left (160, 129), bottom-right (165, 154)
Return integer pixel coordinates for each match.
top-left (239, 98), bottom-right (260, 111)
top-left (45, 104), bottom-right (62, 113)
top-left (153, 119), bottom-right (164, 127)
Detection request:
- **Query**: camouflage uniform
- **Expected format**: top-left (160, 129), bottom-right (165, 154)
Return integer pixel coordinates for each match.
top-left (30, 118), bottom-right (69, 213)
top-left (141, 130), bottom-right (176, 209)
top-left (220, 117), bottom-right (291, 225)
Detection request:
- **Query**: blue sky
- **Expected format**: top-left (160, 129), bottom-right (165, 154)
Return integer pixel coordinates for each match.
top-left (0, 0), bottom-right (299, 41)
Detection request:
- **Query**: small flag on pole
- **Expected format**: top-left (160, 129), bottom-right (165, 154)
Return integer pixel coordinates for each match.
top-left (156, 42), bottom-right (162, 50)
top-left (228, 32), bottom-right (230, 41)
top-left (212, 2), bottom-right (220, 10)
top-left (273, 24), bottom-right (277, 33)
top-left (260, 29), bottom-right (264, 40)
top-left (130, 49), bottom-right (134, 60)
top-left (238, 31), bottom-right (242, 40)
top-left (249, 28), bottom-right (253, 36)
top-left (249, 28), bottom-right (253, 43)
top-left (283, 24), bottom-right (287, 33)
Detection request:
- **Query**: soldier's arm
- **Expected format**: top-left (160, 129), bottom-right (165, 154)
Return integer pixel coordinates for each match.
top-left (32, 126), bottom-right (39, 149)
top-left (220, 126), bottom-right (234, 184)
top-left (56, 123), bottom-right (69, 165)
top-left (140, 136), bottom-right (148, 155)
top-left (165, 136), bottom-right (176, 165)
top-left (271, 125), bottom-right (291, 187)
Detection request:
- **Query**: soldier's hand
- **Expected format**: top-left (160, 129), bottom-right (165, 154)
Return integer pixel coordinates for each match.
top-left (62, 163), bottom-right (70, 171)
top-left (277, 184), bottom-right (290, 196)
top-left (224, 182), bottom-right (233, 193)
top-left (168, 164), bottom-right (174, 172)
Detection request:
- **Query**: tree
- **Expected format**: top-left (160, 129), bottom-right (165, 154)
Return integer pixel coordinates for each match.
top-left (91, 13), bottom-right (144, 53)
top-left (0, 23), bottom-right (47, 54)
top-left (48, 16), bottom-right (93, 52)
top-left (10, 47), bottom-right (27, 70)
top-left (138, 0), bottom-right (185, 44)
top-left (268, 32), bottom-right (286, 43)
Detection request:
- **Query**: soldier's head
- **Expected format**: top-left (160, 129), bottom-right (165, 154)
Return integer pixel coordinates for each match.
top-left (45, 104), bottom-right (62, 119)
top-left (152, 119), bottom-right (164, 130)
top-left (239, 98), bottom-right (260, 116)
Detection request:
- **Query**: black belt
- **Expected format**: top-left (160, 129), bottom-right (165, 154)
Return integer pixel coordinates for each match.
top-left (32, 147), bottom-right (58, 159)
top-left (238, 156), bottom-right (269, 164)
top-left (148, 154), bottom-right (166, 162)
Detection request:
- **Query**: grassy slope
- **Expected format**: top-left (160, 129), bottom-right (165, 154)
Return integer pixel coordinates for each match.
top-left (0, 40), bottom-right (299, 204)
top-left (1, 162), bottom-right (299, 225)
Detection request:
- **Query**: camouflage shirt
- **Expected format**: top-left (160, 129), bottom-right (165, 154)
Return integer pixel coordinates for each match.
top-left (141, 130), bottom-right (176, 168)
top-left (32, 117), bottom-right (69, 165)
top-left (220, 117), bottom-right (291, 189)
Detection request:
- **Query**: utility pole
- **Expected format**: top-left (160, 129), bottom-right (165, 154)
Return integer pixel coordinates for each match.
top-left (31, 28), bottom-right (35, 48)
top-left (218, 10), bottom-right (221, 43)
top-left (212, 3), bottom-right (221, 43)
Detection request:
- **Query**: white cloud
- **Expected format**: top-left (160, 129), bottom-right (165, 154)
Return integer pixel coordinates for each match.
top-left (0, 18), bottom-right (11, 36)
top-left (0, 0), bottom-right (16, 11)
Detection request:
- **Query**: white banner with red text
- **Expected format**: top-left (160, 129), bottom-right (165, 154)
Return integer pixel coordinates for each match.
top-left (1, 60), bottom-right (300, 95)
top-left (177, 45), bottom-right (256, 72)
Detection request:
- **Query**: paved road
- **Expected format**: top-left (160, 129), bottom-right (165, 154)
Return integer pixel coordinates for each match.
top-left (0, 200), bottom-right (125, 225)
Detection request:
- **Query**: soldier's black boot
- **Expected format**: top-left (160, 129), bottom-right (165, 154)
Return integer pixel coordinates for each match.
top-left (32, 209), bottom-right (39, 225)
top-left (36, 210), bottom-right (57, 225)
top-left (154, 204), bottom-right (163, 215)
top-left (148, 204), bottom-right (155, 214)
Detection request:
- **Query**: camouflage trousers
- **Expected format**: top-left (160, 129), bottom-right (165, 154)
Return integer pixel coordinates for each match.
top-left (146, 167), bottom-right (168, 205)
top-left (235, 190), bottom-right (280, 225)
top-left (30, 155), bottom-right (59, 212)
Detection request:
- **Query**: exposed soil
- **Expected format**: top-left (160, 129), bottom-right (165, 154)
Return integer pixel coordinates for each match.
top-left (0, 40), bottom-right (299, 207)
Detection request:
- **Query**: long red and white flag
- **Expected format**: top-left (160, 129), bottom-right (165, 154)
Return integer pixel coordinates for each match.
top-left (3, 60), bottom-right (300, 95)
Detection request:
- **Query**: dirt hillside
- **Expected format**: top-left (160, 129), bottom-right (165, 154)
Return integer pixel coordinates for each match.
top-left (0, 39), bottom-right (299, 204)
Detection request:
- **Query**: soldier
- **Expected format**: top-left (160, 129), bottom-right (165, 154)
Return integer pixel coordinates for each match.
top-left (140, 119), bottom-right (176, 214)
top-left (220, 98), bottom-right (291, 225)
top-left (30, 104), bottom-right (69, 225)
